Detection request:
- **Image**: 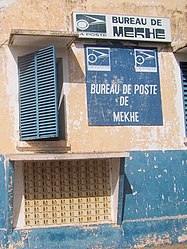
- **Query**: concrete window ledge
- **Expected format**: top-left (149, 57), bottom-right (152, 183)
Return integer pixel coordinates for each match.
top-left (16, 141), bottom-right (71, 153)
top-left (7, 151), bottom-right (129, 161)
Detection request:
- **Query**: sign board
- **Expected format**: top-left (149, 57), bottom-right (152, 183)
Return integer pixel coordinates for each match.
top-left (73, 12), bottom-right (171, 42)
top-left (85, 46), bottom-right (163, 126)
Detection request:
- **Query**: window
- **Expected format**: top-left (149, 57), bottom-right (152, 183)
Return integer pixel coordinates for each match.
top-left (180, 62), bottom-right (187, 135)
top-left (13, 159), bottom-right (120, 228)
top-left (18, 46), bottom-right (59, 141)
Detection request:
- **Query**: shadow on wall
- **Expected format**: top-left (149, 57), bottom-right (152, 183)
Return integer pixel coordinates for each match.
top-left (118, 158), bottom-right (133, 223)
top-left (123, 173), bottom-right (133, 221)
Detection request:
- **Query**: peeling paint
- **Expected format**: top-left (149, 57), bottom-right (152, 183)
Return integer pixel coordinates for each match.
top-left (178, 235), bottom-right (187, 243)
top-left (134, 233), bottom-right (172, 248)
top-left (174, 183), bottom-right (177, 192)
top-left (124, 151), bottom-right (187, 220)
top-left (0, 0), bottom-right (187, 248)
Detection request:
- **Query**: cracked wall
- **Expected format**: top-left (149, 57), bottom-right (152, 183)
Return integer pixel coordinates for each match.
top-left (0, 0), bottom-right (186, 153)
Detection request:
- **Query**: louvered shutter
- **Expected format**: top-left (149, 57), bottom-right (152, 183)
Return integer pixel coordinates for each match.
top-left (181, 62), bottom-right (187, 135)
top-left (18, 46), bottom-right (59, 140)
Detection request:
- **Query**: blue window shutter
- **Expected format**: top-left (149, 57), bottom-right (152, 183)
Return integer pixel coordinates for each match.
top-left (181, 62), bottom-right (187, 135)
top-left (18, 46), bottom-right (59, 140)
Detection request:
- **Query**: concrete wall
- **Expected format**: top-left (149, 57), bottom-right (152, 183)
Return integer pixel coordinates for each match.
top-left (0, 151), bottom-right (186, 248)
top-left (0, 0), bottom-right (187, 154)
top-left (0, 0), bottom-right (187, 248)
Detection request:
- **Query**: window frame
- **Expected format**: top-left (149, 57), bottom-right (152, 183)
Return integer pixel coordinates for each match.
top-left (13, 158), bottom-right (120, 228)
top-left (180, 61), bottom-right (187, 136)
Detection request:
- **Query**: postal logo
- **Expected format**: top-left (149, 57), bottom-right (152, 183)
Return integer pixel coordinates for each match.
top-left (86, 47), bottom-right (111, 71)
top-left (134, 49), bottom-right (157, 72)
top-left (76, 14), bottom-right (106, 33)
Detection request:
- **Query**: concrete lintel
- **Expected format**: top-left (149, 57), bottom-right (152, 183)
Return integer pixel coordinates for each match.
top-left (8, 29), bottom-right (79, 48)
top-left (7, 152), bottom-right (129, 161)
top-left (172, 42), bottom-right (187, 53)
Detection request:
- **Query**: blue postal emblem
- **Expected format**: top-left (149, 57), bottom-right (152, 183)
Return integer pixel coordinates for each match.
top-left (134, 49), bottom-right (157, 72)
top-left (86, 47), bottom-right (111, 71)
top-left (76, 14), bottom-right (106, 33)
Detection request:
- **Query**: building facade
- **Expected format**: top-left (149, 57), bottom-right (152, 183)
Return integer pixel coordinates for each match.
top-left (0, 0), bottom-right (187, 248)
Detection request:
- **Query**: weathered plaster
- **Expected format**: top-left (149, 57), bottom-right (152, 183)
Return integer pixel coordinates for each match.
top-left (134, 232), bottom-right (172, 248)
top-left (0, 1), bottom-right (186, 248)
top-left (0, 0), bottom-right (186, 153)
top-left (0, 47), bottom-right (16, 153)
top-left (67, 47), bottom-right (187, 152)
top-left (1, 151), bottom-right (187, 248)
top-left (178, 234), bottom-right (187, 243)
top-left (0, 0), bottom-right (17, 10)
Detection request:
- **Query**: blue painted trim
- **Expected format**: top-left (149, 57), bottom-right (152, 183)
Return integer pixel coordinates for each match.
top-left (0, 155), bottom-right (6, 229)
top-left (7, 218), bottom-right (187, 249)
top-left (9, 224), bottom-right (123, 249)
top-left (6, 160), bottom-right (14, 231)
top-left (0, 155), bottom-right (14, 248)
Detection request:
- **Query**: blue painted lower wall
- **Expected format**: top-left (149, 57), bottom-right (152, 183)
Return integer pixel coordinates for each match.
top-left (123, 151), bottom-right (187, 220)
top-left (0, 150), bottom-right (186, 248)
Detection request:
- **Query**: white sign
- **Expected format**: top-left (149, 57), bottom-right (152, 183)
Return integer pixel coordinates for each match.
top-left (72, 12), bottom-right (171, 42)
